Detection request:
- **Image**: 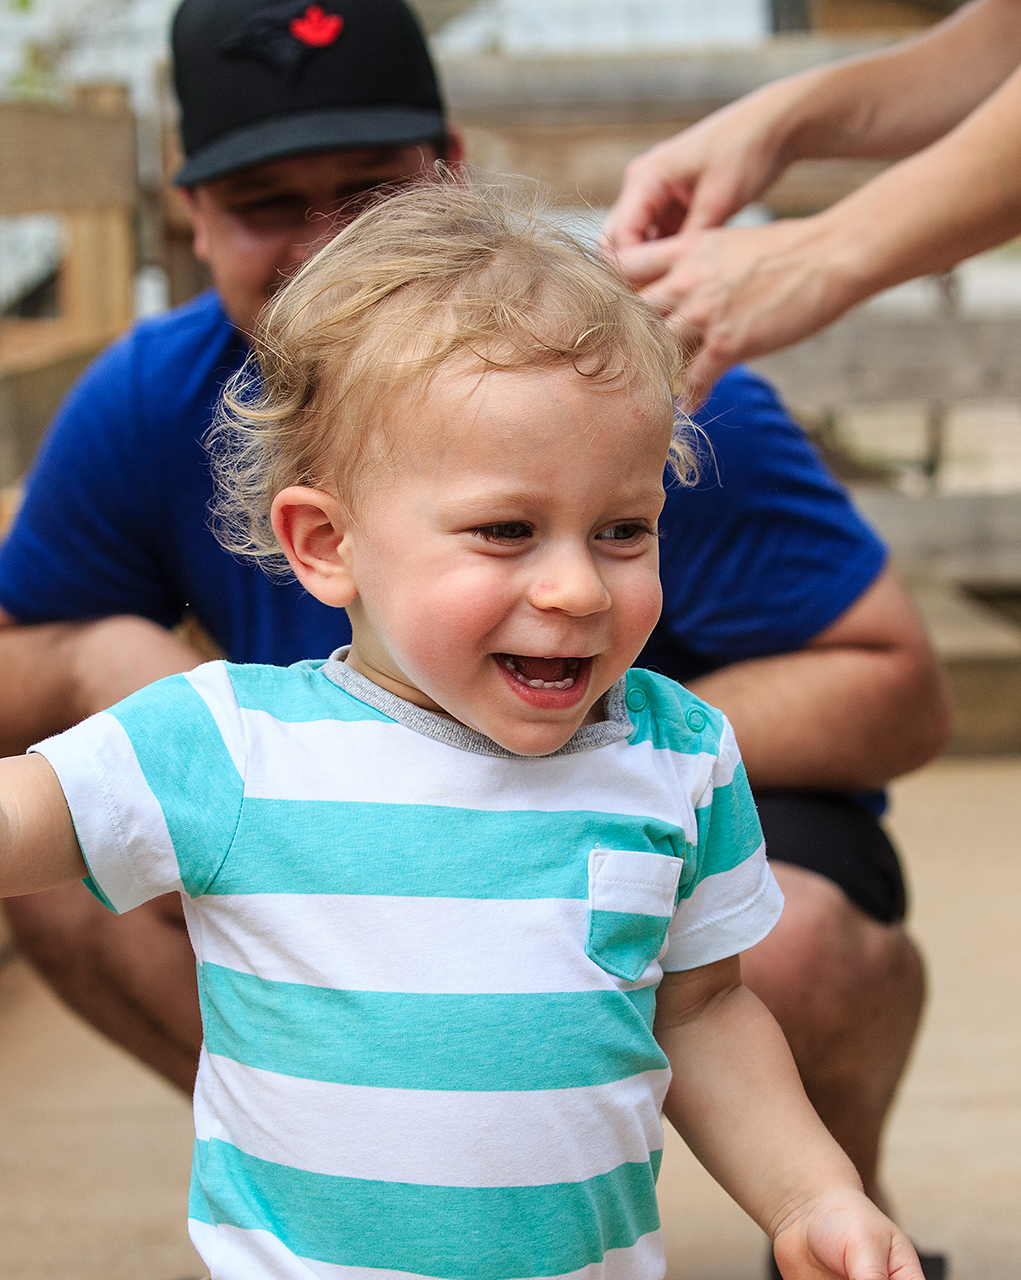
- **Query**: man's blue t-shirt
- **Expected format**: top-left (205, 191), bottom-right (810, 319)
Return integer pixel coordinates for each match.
top-left (0, 290), bottom-right (885, 675)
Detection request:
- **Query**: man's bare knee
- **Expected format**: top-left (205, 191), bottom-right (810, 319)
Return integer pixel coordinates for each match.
top-left (743, 863), bottom-right (924, 1045)
top-left (3, 881), bottom-right (111, 980)
top-left (4, 883), bottom-right (188, 985)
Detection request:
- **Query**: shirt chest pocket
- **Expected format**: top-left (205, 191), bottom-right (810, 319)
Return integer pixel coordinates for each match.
top-left (586, 849), bottom-right (683, 982)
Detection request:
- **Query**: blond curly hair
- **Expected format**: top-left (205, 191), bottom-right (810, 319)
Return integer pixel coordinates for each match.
top-left (209, 172), bottom-right (693, 573)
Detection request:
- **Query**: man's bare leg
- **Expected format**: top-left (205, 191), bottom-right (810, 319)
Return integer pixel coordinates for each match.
top-left (742, 862), bottom-right (925, 1206)
top-left (4, 883), bottom-right (201, 1093)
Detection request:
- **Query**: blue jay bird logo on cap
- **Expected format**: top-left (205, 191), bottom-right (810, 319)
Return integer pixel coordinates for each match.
top-left (220, 0), bottom-right (345, 78)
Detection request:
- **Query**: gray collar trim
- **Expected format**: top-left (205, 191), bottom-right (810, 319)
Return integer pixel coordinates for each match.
top-left (320, 649), bottom-right (634, 758)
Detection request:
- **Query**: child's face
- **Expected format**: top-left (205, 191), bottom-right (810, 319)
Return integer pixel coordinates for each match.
top-left (300, 366), bottom-right (672, 755)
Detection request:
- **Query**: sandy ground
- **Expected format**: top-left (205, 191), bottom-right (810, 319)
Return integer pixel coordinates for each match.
top-left (0, 756), bottom-right (1018, 1280)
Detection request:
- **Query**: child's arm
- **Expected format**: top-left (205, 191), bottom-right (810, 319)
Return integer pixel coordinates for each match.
top-left (655, 957), bottom-right (922, 1280)
top-left (0, 755), bottom-right (86, 897)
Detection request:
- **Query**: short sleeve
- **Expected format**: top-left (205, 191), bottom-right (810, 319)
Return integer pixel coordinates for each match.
top-left (644, 367), bottom-right (888, 680)
top-left (662, 717), bottom-right (783, 971)
top-left (31, 663), bottom-right (246, 913)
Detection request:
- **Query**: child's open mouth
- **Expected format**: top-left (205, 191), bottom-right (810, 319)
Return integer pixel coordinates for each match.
top-left (495, 654), bottom-right (593, 711)
top-left (500, 654), bottom-right (583, 690)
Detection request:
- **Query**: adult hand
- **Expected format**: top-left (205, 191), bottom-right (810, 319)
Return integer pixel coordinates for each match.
top-left (612, 212), bottom-right (858, 406)
top-left (601, 84), bottom-right (803, 249)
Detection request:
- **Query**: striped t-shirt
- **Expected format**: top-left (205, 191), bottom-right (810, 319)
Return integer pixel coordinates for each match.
top-left (35, 655), bottom-right (783, 1280)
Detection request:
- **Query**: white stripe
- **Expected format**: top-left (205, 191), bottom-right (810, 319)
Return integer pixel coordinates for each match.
top-left (589, 850), bottom-right (682, 918)
top-left (32, 713), bottom-right (182, 913)
top-left (693, 717), bottom-right (742, 810)
top-left (238, 712), bottom-right (712, 827)
top-left (190, 1220), bottom-right (666, 1280)
top-left (190, 1219), bottom-right (311, 1280)
top-left (195, 1054), bottom-right (670, 1187)
top-left (663, 843), bottom-right (783, 970)
top-left (191, 893), bottom-right (633, 993)
top-left (184, 662), bottom-right (247, 777)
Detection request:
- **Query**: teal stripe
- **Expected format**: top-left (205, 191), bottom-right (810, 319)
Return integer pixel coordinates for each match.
top-left (107, 674), bottom-right (244, 897)
top-left (199, 963), bottom-right (666, 1089)
top-left (188, 1150), bottom-right (215, 1226)
top-left (81, 873), bottom-right (118, 913)
top-left (225, 660), bottom-right (392, 724)
top-left (208, 800), bottom-right (687, 898)
top-left (586, 909), bottom-right (672, 982)
top-left (628, 982), bottom-right (657, 1032)
top-left (624, 669), bottom-right (723, 756)
top-left (192, 1137), bottom-right (662, 1279)
top-left (690, 763), bottom-right (763, 896)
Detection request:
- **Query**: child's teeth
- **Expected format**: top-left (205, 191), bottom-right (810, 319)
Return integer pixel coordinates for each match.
top-left (502, 656), bottom-right (578, 691)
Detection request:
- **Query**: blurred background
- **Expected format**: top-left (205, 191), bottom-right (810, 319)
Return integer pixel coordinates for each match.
top-left (0, 2), bottom-right (1018, 1278)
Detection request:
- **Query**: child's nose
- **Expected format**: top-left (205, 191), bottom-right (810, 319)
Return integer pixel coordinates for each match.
top-left (527, 549), bottom-right (612, 617)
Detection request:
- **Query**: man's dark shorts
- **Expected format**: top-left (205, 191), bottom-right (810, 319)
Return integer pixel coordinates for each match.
top-left (753, 791), bottom-right (907, 925)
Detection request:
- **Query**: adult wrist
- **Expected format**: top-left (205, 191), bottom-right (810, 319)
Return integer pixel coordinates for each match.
top-left (797, 202), bottom-right (887, 318)
top-left (766, 64), bottom-right (847, 167)
top-left (774, 60), bottom-right (884, 165)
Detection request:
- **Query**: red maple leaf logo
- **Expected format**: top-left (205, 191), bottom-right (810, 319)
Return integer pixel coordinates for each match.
top-left (289, 5), bottom-right (344, 46)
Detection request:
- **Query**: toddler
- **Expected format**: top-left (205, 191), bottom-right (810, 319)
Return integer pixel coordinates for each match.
top-left (1, 180), bottom-right (922, 1280)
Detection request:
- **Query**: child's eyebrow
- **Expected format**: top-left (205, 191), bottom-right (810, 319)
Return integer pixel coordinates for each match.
top-left (444, 490), bottom-right (549, 515)
top-left (443, 485), bottom-right (666, 519)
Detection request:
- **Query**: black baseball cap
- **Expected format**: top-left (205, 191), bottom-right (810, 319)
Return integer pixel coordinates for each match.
top-left (172, 0), bottom-right (448, 186)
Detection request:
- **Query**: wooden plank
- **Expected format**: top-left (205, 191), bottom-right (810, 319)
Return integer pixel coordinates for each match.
top-left (0, 101), bottom-right (136, 216)
top-left (439, 36), bottom-right (897, 125)
top-left (60, 207), bottom-right (135, 339)
top-left (815, 0), bottom-right (949, 29)
top-left (0, 337), bottom-right (108, 488)
top-left (751, 316), bottom-right (1021, 408)
top-left (462, 120), bottom-right (886, 209)
top-left (762, 157), bottom-right (888, 216)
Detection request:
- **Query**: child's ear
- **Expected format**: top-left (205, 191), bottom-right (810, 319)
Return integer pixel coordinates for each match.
top-left (271, 487), bottom-right (358, 609)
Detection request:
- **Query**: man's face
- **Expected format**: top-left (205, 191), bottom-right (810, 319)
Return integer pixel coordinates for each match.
top-left (182, 140), bottom-right (462, 334)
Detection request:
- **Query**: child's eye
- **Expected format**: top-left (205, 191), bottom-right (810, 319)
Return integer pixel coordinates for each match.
top-left (472, 522), bottom-right (534, 544)
top-left (596, 521), bottom-right (656, 544)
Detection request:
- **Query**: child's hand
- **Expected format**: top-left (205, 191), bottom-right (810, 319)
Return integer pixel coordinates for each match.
top-left (771, 1187), bottom-right (924, 1280)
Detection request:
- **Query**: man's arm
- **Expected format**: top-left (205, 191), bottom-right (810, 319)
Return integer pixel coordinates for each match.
top-left (686, 565), bottom-right (952, 790)
top-left (0, 610), bottom-right (207, 756)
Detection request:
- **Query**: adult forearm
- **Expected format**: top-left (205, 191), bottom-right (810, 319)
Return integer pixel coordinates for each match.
top-left (687, 645), bottom-right (951, 790)
top-left (779, 0), bottom-right (1021, 163)
top-left (616, 72), bottom-right (1021, 397)
top-left (811, 60), bottom-right (1021, 305)
top-left (0, 616), bottom-right (205, 757)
